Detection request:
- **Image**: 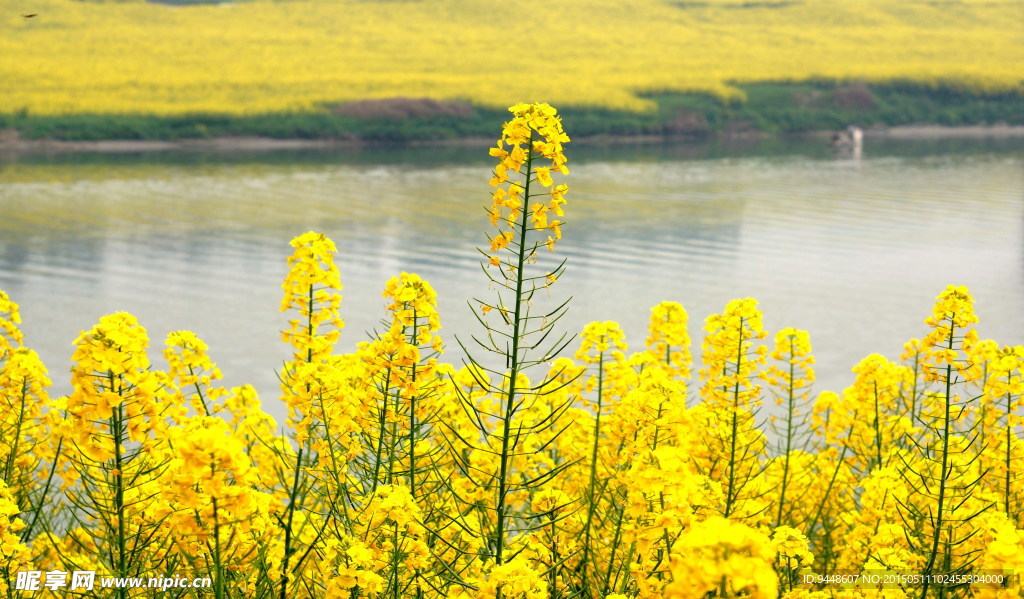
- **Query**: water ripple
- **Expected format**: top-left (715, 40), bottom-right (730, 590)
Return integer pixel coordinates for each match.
top-left (1, 146), bottom-right (1022, 422)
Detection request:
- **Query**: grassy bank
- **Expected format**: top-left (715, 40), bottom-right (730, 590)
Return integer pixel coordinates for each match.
top-left (1, 82), bottom-right (1022, 144)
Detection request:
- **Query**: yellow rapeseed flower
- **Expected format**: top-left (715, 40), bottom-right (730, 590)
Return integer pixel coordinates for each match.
top-left (281, 231), bottom-right (344, 364)
top-left (164, 330), bottom-right (228, 417)
top-left (0, 479), bottom-right (30, 595)
top-left (921, 284), bottom-right (979, 385)
top-left (67, 312), bottom-right (163, 451)
top-left (576, 321), bottom-right (628, 364)
top-left (700, 297), bottom-right (768, 410)
top-left (487, 102), bottom-right (570, 263)
top-left (0, 290), bottom-right (24, 361)
top-left (646, 300), bottom-right (692, 380)
top-left (383, 272), bottom-right (443, 351)
top-left (667, 516), bottom-right (777, 599)
top-left (771, 526), bottom-right (814, 565)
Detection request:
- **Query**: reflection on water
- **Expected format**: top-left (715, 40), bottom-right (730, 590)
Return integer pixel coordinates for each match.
top-left (1, 138), bottom-right (1022, 423)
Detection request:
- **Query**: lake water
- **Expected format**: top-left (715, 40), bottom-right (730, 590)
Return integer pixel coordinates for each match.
top-left (1, 136), bottom-right (1022, 424)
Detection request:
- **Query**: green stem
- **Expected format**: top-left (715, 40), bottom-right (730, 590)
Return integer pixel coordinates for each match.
top-left (316, 397), bottom-right (352, 523)
top-left (493, 129), bottom-right (536, 567)
top-left (548, 513), bottom-right (559, 595)
top-left (21, 437), bottom-right (62, 543)
top-left (407, 308), bottom-right (422, 598)
top-left (390, 523), bottom-right (400, 598)
top-left (388, 383), bottom-right (400, 485)
top-left (409, 307), bottom-right (418, 497)
top-left (212, 493), bottom-right (224, 599)
top-left (279, 448), bottom-right (305, 599)
top-left (724, 316), bottom-right (745, 518)
top-left (805, 443), bottom-right (849, 537)
top-left (580, 349), bottom-right (605, 591)
top-left (306, 285), bottom-right (314, 364)
top-left (776, 336), bottom-right (796, 527)
top-left (601, 499), bottom-right (626, 597)
top-left (189, 363), bottom-right (211, 417)
top-left (279, 282), bottom-right (317, 598)
top-left (921, 320), bottom-right (956, 599)
top-left (109, 371), bottom-right (127, 599)
top-left (371, 367), bottom-right (393, 493)
top-left (1, 382), bottom-right (29, 487)
top-left (874, 381), bottom-right (882, 470)
top-left (1005, 390), bottom-right (1013, 516)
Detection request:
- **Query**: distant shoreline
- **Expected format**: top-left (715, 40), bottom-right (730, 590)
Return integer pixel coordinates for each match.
top-left (2, 125), bottom-right (1023, 156)
top-left (3, 83), bottom-right (1022, 156)
top-left (856, 124), bottom-right (1024, 139)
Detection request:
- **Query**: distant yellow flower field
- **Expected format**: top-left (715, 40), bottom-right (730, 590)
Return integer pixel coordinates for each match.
top-left (2, 0), bottom-right (1021, 116)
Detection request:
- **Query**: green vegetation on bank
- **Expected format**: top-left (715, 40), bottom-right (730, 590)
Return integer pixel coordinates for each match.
top-left (1, 82), bottom-right (1021, 144)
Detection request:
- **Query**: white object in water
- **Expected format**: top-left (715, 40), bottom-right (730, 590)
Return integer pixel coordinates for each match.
top-left (831, 125), bottom-right (863, 157)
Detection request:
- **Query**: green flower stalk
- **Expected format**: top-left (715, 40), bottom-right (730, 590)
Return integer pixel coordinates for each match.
top-left (445, 102), bottom-right (578, 582)
top-left (978, 345), bottom-right (1024, 522)
top-left (275, 231), bottom-right (346, 599)
top-left (63, 313), bottom-right (171, 599)
top-left (697, 298), bottom-right (769, 519)
top-left (763, 327), bottom-right (815, 528)
top-left (897, 285), bottom-right (991, 599)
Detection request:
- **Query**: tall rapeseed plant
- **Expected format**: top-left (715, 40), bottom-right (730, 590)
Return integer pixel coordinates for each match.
top-left (762, 327), bottom-right (815, 528)
top-left (975, 345), bottom-right (1024, 526)
top-left (161, 417), bottom-right (275, 599)
top-left (0, 293), bottom-right (61, 537)
top-left (442, 102), bottom-right (576, 597)
top-left (273, 231), bottom-right (349, 599)
top-left (835, 354), bottom-right (915, 475)
top-left (645, 301), bottom-right (692, 384)
top-left (0, 293), bottom-right (53, 599)
top-left (695, 298), bottom-right (769, 520)
top-left (898, 285), bottom-right (992, 599)
top-left (355, 272), bottom-right (444, 498)
top-left (62, 313), bottom-right (170, 599)
top-left (0, 350), bottom-right (57, 540)
top-left (350, 272), bottom-right (447, 598)
top-left (574, 321), bottom-right (628, 598)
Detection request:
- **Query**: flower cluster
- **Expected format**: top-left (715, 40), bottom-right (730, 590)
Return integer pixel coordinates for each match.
top-left (700, 297), bottom-right (768, 410)
top-left (646, 301), bottom-right (692, 380)
top-left (921, 284), bottom-right (979, 383)
top-left (66, 312), bottom-right (164, 456)
top-left (487, 102), bottom-right (569, 261)
top-left (164, 330), bottom-right (229, 417)
top-left (281, 231), bottom-right (345, 364)
top-left (0, 290), bottom-right (24, 361)
top-left (668, 516), bottom-right (778, 599)
top-left (576, 321), bottom-right (628, 365)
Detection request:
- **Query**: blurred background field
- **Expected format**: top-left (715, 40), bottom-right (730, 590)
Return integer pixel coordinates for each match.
top-left (2, 0), bottom-right (1022, 141)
